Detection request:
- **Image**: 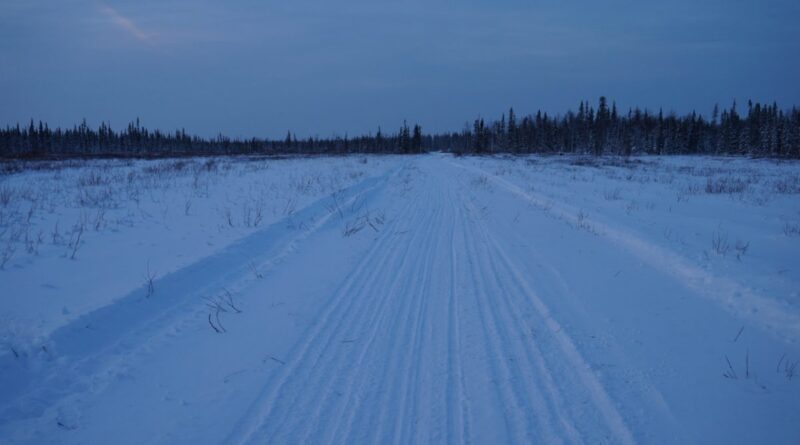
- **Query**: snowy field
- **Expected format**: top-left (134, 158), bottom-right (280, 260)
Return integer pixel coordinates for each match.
top-left (1, 153), bottom-right (799, 444)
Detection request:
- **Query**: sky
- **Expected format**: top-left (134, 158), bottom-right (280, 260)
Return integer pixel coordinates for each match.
top-left (2, 0), bottom-right (799, 138)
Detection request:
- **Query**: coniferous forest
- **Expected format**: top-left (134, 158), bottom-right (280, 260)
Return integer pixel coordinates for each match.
top-left (2, 97), bottom-right (799, 158)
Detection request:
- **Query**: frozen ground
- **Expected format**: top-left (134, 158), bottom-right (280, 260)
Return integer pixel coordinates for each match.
top-left (1, 153), bottom-right (799, 444)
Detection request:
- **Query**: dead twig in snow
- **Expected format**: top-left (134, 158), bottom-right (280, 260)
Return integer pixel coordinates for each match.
top-left (144, 261), bottom-right (157, 297)
top-left (723, 355), bottom-right (738, 379)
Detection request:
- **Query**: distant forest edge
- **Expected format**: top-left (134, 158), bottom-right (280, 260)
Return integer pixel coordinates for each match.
top-left (2, 98), bottom-right (799, 159)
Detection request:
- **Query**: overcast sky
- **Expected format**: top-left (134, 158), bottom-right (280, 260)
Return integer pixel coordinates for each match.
top-left (2, 0), bottom-right (799, 138)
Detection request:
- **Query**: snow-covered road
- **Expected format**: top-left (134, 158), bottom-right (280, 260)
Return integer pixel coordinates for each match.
top-left (2, 154), bottom-right (799, 444)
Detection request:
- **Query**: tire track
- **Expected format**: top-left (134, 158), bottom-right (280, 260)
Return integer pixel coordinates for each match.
top-left (224, 181), bottom-right (423, 445)
top-left (488, 209), bottom-right (683, 439)
top-left (445, 185), bottom-right (471, 445)
top-left (1, 168), bottom-right (398, 425)
top-left (297, 185), bottom-right (442, 444)
top-left (449, 158), bottom-right (800, 344)
top-left (394, 183), bottom-right (447, 445)
top-left (266, 206), bottom-right (434, 443)
top-left (462, 198), bottom-right (584, 443)
top-left (459, 196), bottom-right (560, 444)
top-left (476, 217), bottom-right (637, 445)
top-left (362, 185), bottom-right (444, 444)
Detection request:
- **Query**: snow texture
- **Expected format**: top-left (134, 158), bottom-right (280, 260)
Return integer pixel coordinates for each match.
top-left (1, 154), bottom-right (799, 444)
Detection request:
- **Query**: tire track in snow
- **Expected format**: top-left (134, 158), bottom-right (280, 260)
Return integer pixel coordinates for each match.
top-left (447, 157), bottom-right (633, 443)
top-left (286, 213), bottom-right (432, 442)
top-left (494, 219), bottom-right (683, 439)
top-left (476, 217), bottom-right (637, 445)
top-left (223, 197), bottom-right (418, 442)
top-left (448, 158), bottom-right (800, 344)
top-left (224, 171), bottom-right (429, 444)
top-left (330, 166), bottom-right (459, 445)
top-left (461, 196), bottom-right (584, 443)
top-left (459, 195), bottom-right (559, 443)
top-left (323, 199), bottom-right (440, 444)
top-left (296, 186), bottom-right (442, 444)
top-left (445, 185), bottom-right (471, 445)
top-left (0, 169), bottom-right (397, 424)
top-left (394, 183), bottom-right (446, 445)
top-left (331, 242), bottom-right (434, 443)
top-left (358, 182), bottom-right (443, 444)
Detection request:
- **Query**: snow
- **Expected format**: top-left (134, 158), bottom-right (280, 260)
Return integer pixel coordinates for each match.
top-left (1, 154), bottom-right (799, 444)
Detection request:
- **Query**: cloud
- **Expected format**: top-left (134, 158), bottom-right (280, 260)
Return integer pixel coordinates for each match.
top-left (98, 3), bottom-right (153, 46)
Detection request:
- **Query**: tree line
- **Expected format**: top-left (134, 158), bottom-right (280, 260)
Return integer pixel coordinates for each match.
top-left (0, 118), bottom-right (424, 158)
top-left (1, 98), bottom-right (798, 158)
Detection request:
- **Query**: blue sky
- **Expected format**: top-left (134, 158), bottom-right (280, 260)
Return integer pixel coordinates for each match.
top-left (2, 0), bottom-right (799, 138)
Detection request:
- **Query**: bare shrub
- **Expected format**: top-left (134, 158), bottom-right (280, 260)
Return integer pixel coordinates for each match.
top-left (569, 157), bottom-right (601, 168)
top-left (24, 228), bottom-right (44, 255)
top-left (242, 204), bottom-right (253, 227)
top-left (77, 186), bottom-right (117, 209)
top-left (711, 230), bottom-right (730, 255)
top-left (603, 188), bottom-right (622, 201)
top-left (326, 191), bottom-right (345, 219)
top-left (734, 240), bottom-right (749, 260)
top-left (93, 210), bottom-right (106, 231)
top-left (143, 160), bottom-right (188, 176)
top-left (574, 210), bottom-right (596, 233)
top-left (220, 288), bottom-right (242, 313)
top-left (0, 186), bottom-right (13, 207)
top-left (68, 221), bottom-right (85, 259)
top-left (470, 175), bottom-right (490, 188)
top-left (51, 221), bottom-right (62, 245)
top-left (706, 177), bottom-right (747, 194)
top-left (677, 183), bottom-right (702, 202)
top-left (1, 241), bottom-right (15, 269)
top-left (77, 170), bottom-right (109, 187)
top-left (777, 355), bottom-right (797, 381)
top-left (253, 203), bottom-right (264, 227)
top-left (206, 300), bottom-right (228, 334)
top-left (774, 175), bottom-right (800, 194)
top-left (343, 210), bottom-right (385, 237)
top-left (205, 289), bottom-right (242, 333)
top-left (784, 222), bottom-right (800, 237)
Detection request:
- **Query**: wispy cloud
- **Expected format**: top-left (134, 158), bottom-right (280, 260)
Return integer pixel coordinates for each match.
top-left (99, 3), bottom-right (153, 46)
